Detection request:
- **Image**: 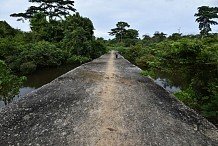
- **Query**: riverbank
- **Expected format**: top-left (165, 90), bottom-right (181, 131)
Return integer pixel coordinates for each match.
top-left (0, 51), bottom-right (217, 145)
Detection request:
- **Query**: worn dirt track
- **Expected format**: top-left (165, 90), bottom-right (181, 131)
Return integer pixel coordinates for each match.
top-left (0, 51), bottom-right (218, 146)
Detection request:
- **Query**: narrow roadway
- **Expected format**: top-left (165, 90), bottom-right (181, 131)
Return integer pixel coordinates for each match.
top-left (0, 51), bottom-right (217, 146)
top-left (96, 50), bottom-right (125, 145)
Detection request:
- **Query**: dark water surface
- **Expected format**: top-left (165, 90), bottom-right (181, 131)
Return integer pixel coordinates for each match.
top-left (0, 65), bottom-right (78, 109)
top-left (153, 63), bottom-right (217, 94)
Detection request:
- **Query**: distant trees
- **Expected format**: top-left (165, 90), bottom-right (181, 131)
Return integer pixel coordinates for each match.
top-left (124, 29), bottom-right (139, 39)
top-left (152, 31), bottom-right (167, 43)
top-left (6, 2), bottom-right (106, 73)
top-left (195, 6), bottom-right (218, 37)
top-left (0, 60), bottom-right (25, 105)
top-left (109, 21), bottom-right (130, 42)
top-left (109, 21), bottom-right (139, 46)
top-left (168, 33), bottom-right (182, 41)
top-left (142, 34), bottom-right (151, 40)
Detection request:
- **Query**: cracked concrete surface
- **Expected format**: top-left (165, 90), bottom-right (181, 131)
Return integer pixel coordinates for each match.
top-left (0, 51), bottom-right (217, 146)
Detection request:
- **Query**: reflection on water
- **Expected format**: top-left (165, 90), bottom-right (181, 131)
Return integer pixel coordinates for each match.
top-left (154, 78), bottom-right (181, 93)
top-left (153, 63), bottom-right (217, 95)
top-left (17, 87), bottom-right (36, 97)
top-left (23, 65), bottom-right (78, 88)
top-left (0, 64), bottom-right (78, 109)
top-left (154, 64), bottom-right (218, 126)
top-left (0, 101), bottom-right (4, 109)
top-left (153, 65), bottom-right (193, 91)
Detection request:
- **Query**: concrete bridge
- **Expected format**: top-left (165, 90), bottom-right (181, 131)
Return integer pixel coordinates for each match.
top-left (0, 51), bottom-right (217, 146)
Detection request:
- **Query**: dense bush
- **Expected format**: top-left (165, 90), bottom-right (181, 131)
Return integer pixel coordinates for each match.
top-left (1, 17), bottom-right (106, 75)
top-left (0, 12), bottom-right (107, 105)
top-left (0, 60), bottom-right (25, 104)
top-left (20, 61), bottom-right (37, 74)
top-left (67, 55), bottom-right (91, 64)
top-left (3, 41), bottom-right (66, 74)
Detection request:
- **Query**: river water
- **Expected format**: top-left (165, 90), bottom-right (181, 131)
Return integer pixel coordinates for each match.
top-left (0, 65), bottom-right (78, 109)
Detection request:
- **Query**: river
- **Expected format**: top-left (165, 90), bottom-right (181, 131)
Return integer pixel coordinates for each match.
top-left (0, 64), bottom-right (79, 109)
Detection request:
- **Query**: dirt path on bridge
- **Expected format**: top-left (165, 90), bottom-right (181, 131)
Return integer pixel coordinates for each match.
top-left (96, 51), bottom-right (128, 145)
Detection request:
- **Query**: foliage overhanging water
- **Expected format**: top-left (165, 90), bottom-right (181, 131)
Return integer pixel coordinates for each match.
top-left (0, 65), bottom-right (78, 109)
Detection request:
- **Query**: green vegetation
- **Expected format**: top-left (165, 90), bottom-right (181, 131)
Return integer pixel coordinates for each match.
top-left (0, 13), bottom-right (106, 73)
top-left (108, 21), bottom-right (139, 47)
top-left (0, 60), bottom-right (26, 105)
top-left (0, 0), bottom-right (106, 104)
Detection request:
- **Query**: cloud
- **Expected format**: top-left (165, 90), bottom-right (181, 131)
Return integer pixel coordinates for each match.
top-left (76, 0), bottom-right (218, 38)
top-left (0, 0), bottom-right (31, 31)
top-left (0, 0), bottom-right (217, 39)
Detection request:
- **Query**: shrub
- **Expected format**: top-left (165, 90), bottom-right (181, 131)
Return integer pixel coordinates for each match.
top-left (174, 88), bottom-right (199, 109)
top-left (20, 61), bottom-right (37, 74)
top-left (0, 60), bottom-right (25, 104)
top-left (140, 70), bottom-right (155, 78)
top-left (67, 55), bottom-right (91, 64)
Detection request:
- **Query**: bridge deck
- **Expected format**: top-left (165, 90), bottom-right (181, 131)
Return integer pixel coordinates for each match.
top-left (0, 51), bottom-right (217, 146)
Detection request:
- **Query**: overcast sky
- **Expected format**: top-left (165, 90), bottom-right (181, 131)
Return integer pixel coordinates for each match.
top-left (0, 0), bottom-right (218, 39)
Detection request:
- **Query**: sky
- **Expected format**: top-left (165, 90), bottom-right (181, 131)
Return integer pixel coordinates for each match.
top-left (0, 0), bottom-right (218, 39)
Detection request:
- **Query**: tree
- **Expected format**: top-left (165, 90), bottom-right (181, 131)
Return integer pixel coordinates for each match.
top-left (141, 34), bottom-right (152, 46)
top-left (0, 21), bottom-right (19, 38)
top-left (124, 29), bottom-right (139, 39)
top-left (142, 34), bottom-right (151, 40)
top-left (109, 21), bottom-right (130, 42)
top-left (64, 13), bottom-right (94, 40)
top-left (30, 13), bottom-right (64, 42)
top-left (168, 33), bottom-right (182, 41)
top-left (10, 0), bottom-right (76, 21)
top-left (123, 29), bottom-right (139, 46)
top-left (30, 13), bottom-right (50, 41)
top-left (0, 60), bottom-right (25, 105)
top-left (152, 31), bottom-right (167, 42)
top-left (61, 13), bottom-right (94, 55)
top-left (195, 6), bottom-right (218, 37)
